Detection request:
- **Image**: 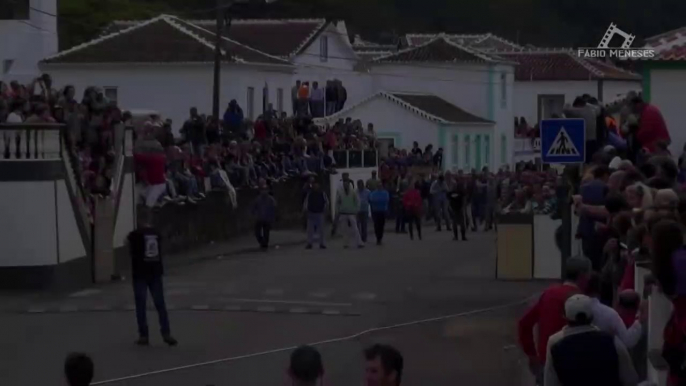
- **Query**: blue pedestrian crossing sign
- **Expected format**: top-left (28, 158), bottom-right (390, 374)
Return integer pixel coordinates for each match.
top-left (540, 118), bottom-right (585, 164)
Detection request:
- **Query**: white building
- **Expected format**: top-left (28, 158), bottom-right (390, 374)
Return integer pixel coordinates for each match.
top-left (315, 91), bottom-right (496, 172)
top-left (402, 35), bottom-right (642, 125)
top-left (1, 0), bottom-right (58, 82)
top-left (362, 35), bottom-right (516, 170)
top-left (640, 27), bottom-right (686, 154)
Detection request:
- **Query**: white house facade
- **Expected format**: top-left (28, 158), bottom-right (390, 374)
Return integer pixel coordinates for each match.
top-left (1, 0), bottom-right (58, 82)
top-left (640, 27), bottom-right (686, 155)
top-left (40, 15), bottom-right (296, 128)
top-left (496, 50), bottom-right (642, 125)
top-left (315, 91), bottom-right (498, 171)
top-left (365, 36), bottom-right (516, 169)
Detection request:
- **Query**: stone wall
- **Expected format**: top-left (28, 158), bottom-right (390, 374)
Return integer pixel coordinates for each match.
top-left (139, 174), bottom-right (330, 255)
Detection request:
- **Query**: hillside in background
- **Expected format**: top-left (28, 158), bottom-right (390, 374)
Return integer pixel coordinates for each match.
top-left (57, 0), bottom-right (686, 50)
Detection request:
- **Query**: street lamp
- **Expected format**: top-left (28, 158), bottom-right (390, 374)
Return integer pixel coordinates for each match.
top-left (212, 0), bottom-right (278, 122)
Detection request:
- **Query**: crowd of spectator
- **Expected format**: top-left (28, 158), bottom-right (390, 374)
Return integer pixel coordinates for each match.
top-left (0, 75), bottom-right (119, 206)
top-left (514, 93), bottom-right (686, 385)
top-left (291, 79), bottom-right (347, 118)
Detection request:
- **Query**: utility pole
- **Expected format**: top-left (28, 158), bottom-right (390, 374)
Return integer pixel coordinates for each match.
top-left (212, 0), bottom-right (225, 121)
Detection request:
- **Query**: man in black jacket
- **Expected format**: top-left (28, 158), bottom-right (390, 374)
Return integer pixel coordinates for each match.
top-left (127, 224), bottom-right (177, 346)
top-left (304, 181), bottom-right (329, 249)
top-left (448, 179), bottom-right (468, 241)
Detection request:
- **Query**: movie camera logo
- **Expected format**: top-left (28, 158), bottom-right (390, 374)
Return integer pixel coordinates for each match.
top-left (577, 23), bottom-right (655, 59)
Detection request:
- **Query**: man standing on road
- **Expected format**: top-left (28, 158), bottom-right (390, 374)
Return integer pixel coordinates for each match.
top-left (448, 178), bottom-right (467, 241)
top-left (431, 174), bottom-right (451, 232)
top-left (544, 294), bottom-right (638, 386)
top-left (289, 345), bottom-right (324, 386)
top-left (369, 182), bottom-right (390, 245)
top-left (331, 172), bottom-right (351, 236)
top-left (304, 181), bottom-right (328, 249)
top-left (336, 179), bottom-right (363, 248)
top-left (251, 184), bottom-right (277, 251)
top-left (357, 179), bottom-right (371, 244)
top-left (518, 257), bottom-right (591, 384)
top-left (364, 344), bottom-right (404, 386)
top-left (127, 223), bottom-right (177, 347)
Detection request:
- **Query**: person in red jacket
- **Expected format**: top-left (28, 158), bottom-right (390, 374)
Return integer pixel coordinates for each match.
top-left (134, 146), bottom-right (168, 222)
top-left (517, 257), bottom-right (592, 383)
top-left (403, 182), bottom-right (423, 240)
top-left (631, 96), bottom-right (670, 153)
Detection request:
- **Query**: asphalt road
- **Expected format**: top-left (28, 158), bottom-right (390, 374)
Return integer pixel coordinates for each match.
top-left (0, 227), bottom-right (548, 386)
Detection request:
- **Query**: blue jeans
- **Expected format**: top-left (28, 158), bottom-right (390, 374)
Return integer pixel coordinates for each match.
top-left (307, 213), bottom-right (325, 246)
top-left (133, 275), bottom-right (171, 338)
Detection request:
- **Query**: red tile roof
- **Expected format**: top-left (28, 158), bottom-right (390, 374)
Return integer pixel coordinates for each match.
top-left (388, 92), bottom-right (493, 124)
top-left (42, 15), bottom-right (292, 65)
top-left (373, 36), bottom-right (505, 64)
top-left (643, 26), bottom-right (686, 61)
top-left (316, 91), bottom-right (492, 125)
top-left (102, 18), bottom-right (327, 59)
top-left (495, 51), bottom-right (641, 81)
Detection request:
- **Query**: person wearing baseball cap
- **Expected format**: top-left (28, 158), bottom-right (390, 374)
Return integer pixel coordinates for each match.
top-left (544, 294), bottom-right (638, 386)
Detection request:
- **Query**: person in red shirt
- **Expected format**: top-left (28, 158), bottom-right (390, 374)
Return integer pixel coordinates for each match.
top-left (631, 96), bottom-right (670, 153)
top-left (134, 146), bottom-right (168, 221)
top-left (402, 182), bottom-right (423, 240)
top-left (254, 117), bottom-right (267, 142)
top-left (517, 257), bottom-right (591, 382)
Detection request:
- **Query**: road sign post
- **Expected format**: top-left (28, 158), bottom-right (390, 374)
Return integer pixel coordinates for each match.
top-left (540, 119), bottom-right (586, 164)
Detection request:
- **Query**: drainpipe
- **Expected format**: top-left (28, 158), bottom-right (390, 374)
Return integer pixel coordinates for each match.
top-left (597, 79), bottom-right (604, 102)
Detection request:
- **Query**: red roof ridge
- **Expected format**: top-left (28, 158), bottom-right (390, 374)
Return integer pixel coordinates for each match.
top-left (567, 53), bottom-right (605, 78)
top-left (645, 26), bottom-right (686, 44)
top-left (373, 34), bottom-right (505, 64)
top-left (44, 15), bottom-right (172, 63)
top-left (167, 16), bottom-right (292, 65)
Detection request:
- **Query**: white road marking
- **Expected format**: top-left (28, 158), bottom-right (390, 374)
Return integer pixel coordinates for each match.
top-left (69, 289), bottom-right (102, 298)
top-left (91, 293), bottom-right (539, 385)
top-left (223, 298), bottom-right (352, 307)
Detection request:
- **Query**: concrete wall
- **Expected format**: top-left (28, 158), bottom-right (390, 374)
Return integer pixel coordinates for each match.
top-left (0, 0), bottom-right (58, 83)
top-left (0, 181), bottom-right (58, 266)
top-left (143, 174), bottom-right (330, 255)
top-left (650, 69), bottom-right (686, 155)
top-left (40, 64), bottom-right (293, 132)
top-left (113, 173), bottom-right (136, 249)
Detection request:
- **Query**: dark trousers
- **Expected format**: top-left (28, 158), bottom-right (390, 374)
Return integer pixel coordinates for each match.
top-left (395, 205), bottom-right (406, 232)
top-left (133, 275), bottom-right (170, 338)
top-left (406, 213), bottom-right (422, 240)
top-left (371, 212), bottom-right (386, 242)
top-left (452, 214), bottom-right (467, 240)
top-left (357, 212), bottom-right (368, 242)
top-left (585, 140), bottom-right (598, 164)
top-left (255, 221), bottom-right (271, 248)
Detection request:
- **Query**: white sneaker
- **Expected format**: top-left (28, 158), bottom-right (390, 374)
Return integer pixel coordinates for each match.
top-left (187, 197), bottom-right (197, 205)
top-left (197, 193), bottom-right (206, 199)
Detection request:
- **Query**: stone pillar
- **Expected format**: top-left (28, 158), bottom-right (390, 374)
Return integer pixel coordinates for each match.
top-left (93, 196), bottom-right (115, 283)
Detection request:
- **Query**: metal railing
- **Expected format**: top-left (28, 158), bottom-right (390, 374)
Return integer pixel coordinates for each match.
top-left (0, 123), bottom-right (63, 160)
